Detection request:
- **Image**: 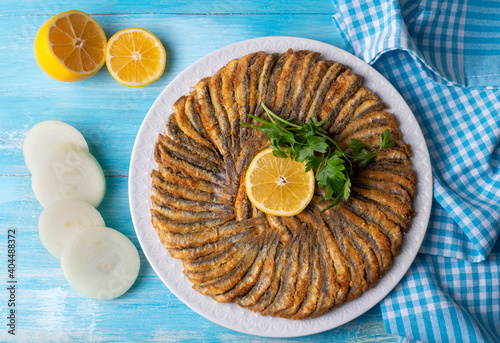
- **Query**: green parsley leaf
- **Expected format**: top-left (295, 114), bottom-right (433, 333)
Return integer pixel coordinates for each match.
top-left (348, 138), bottom-right (370, 153)
top-left (296, 146), bottom-right (315, 162)
top-left (304, 155), bottom-right (322, 172)
top-left (272, 148), bottom-right (289, 159)
top-left (343, 176), bottom-right (351, 199)
top-left (379, 129), bottom-right (396, 149)
top-left (307, 136), bottom-right (329, 153)
top-left (351, 148), bottom-right (376, 168)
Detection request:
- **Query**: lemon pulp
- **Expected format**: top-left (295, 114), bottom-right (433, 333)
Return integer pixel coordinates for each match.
top-left (245, 148), bottom-right (315, 216)
top-left (34, 10), bottom-right (107, 82)
top-left (105, 28), bottom-right (166, 87)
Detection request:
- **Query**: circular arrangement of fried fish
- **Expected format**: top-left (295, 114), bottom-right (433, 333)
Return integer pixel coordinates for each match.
top-left (150, 49), bottom-right (416, 320)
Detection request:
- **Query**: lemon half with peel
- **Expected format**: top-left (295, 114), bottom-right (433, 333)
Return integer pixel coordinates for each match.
top-left (34, 10), bottom-right (107, 82)
top-left (106, 28), bottom-right (166, 87)
top-left (245, 148), bottom-right (315, 216)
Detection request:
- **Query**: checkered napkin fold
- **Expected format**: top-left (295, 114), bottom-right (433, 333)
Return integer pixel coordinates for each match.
top-left (332, 0), bottom-right (500, 342)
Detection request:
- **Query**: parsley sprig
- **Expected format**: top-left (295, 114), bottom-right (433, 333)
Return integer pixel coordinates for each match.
top-left (242, 103), bottom-right (395, 211)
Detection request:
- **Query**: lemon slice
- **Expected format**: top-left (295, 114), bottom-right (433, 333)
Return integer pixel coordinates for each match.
top-left (105, 28), bottom-right (166, 87)
top-left (34, 10), bottom-right (107, 82)
top-left (245, 148), bottom-right (315, 216)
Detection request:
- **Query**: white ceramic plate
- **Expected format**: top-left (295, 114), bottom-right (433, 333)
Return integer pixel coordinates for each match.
top-left (129, 36), bottom-right (433, 338)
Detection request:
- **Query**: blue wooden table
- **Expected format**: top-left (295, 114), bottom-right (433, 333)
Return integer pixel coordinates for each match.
top-left (0, 1), bottom-right (398, 341)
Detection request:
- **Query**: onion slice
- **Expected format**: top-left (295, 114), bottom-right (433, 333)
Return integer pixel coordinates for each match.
top-left (23, 120), bottom-right (89, 173)
top-left (38, 199), bottom-right (105, 259)
top-left (61, 227), bottom-right (140, 300)
top-left (31, 148), bottom-right (106, 208)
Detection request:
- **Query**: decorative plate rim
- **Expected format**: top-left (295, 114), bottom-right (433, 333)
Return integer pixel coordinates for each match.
top-left (129, 36), bottom-right (433, 338)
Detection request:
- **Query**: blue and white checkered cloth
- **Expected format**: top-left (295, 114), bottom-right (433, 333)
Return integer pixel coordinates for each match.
top-left (332, 0), bottom-right (500, 342)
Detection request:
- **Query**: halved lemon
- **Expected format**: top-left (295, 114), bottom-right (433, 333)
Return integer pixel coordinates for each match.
top-left (34, 10), bottom-right (107, 82)
top-left (245, 148), bottom-right (315, 216)
top-left (105, 28), bottom-right (166, 87)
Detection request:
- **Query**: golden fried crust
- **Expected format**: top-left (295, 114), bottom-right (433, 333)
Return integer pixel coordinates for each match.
top-left (212, 230), bottom-right (278, 303)
top-left (291, 233), bottom-right (322, 320)
top-left (281, 51), bottom-right (320, 119)
top-left (276, 232), bottom-right (311, 318)
top-left (150, 50), bottom-right (417, 319)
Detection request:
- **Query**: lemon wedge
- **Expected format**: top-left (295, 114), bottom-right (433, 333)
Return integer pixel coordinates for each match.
top-left (34, 10), bottom-right (107, 82)
top-left (245, 148), bottom-right (315, 216)
top-left (105, 28), bottom-right (166, 87)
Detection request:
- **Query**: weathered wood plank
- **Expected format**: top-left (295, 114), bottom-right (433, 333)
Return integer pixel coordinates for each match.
top-left (0, 1), bottom-right (395, 340)
top-left (0, 13), bottom-right (346, 176)
top-left (1, 0), bottom-right (334, 17)
top-left (0, 175), bottom-right (396, 341)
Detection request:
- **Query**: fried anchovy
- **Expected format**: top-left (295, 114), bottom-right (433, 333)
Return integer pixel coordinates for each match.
top-left (184, 236), bottom-right (259, 283)
top-left (254, 53), bottom-right (279, 118)
top-left (247, 52), bottom-right (267, 118)
top-left (234, 172), bottom-right (250, 220)
top-left (151, 184), bottom-right (233, 213)
top-left (337, 204), bottom-right (392, 275)
top-left (174, 95), bottom-right (215, 151)
top-left (236, 234), bottom-right (280, 307)
top-left (217, 217), bottom-right (264, 240)
top-left (152, 169), bottom-right (228, 204)
top-left (195, 77), bottom-right (239, 187)
top-left (304, 63), bottom-right (347, 121)
top-left (155, 139), bottom-right (229, 188)
top-left (184, 92), bottom-right (211, 141)
top-left (156, 223), bottom-right (219, 249)
top-left (271, 51), bottom-right (297, 116)
top-left (295, 60), bottom-right (334, 122)
top-left (194, 237), bottom-right (262, 296)
top-left (152, 211), bottom-right (235, 235)
top-left (281, 51), bottom-right (320, 119)
top-left (167, 228), bottom-right (257, 260)
top-left (152, 199), bottom-right (231, 223)
top-left (320, 72), bottom-right (363, 132)
top-left (291, 233), bottom-right (322, 320)
top-left (265, 214), bottom-right (292, 245)
top-left (263, 49), bottom-right (293, 115)
top-left (275, 232), bottom-right (311, 318)
top-left (157, 165), bottom-right (234, 202)
top-left (245, 241), bottom-right (289, 313)
top-left (261, 233), bottom-right (301, 316)
top-left (335, 207), bottom-right (381, 288)
top-left (212, 230), bottom-right (278, 303)
top-left (318, 201), bottom-right (368, 301)
top-left (209, 68), bottom-right (234, 155)
top-left (182, 233), bottom-right (257, 273)
top-left (165, 116), bottom-right (223, 167)
top-left (328, 88), bottom-right (379, 136)
top-left (234, 53), bottom-right (259, 152)
top-left (306, 206), bottom-right (350, 306)
top-left (310, 226), bottom-right (339, 319)
top-left (352, 186), bottom-right (414, 228)
top-left (158, 133), bottom-right (221, 172)
top-left (335, 111), bottom-right (398, 143)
